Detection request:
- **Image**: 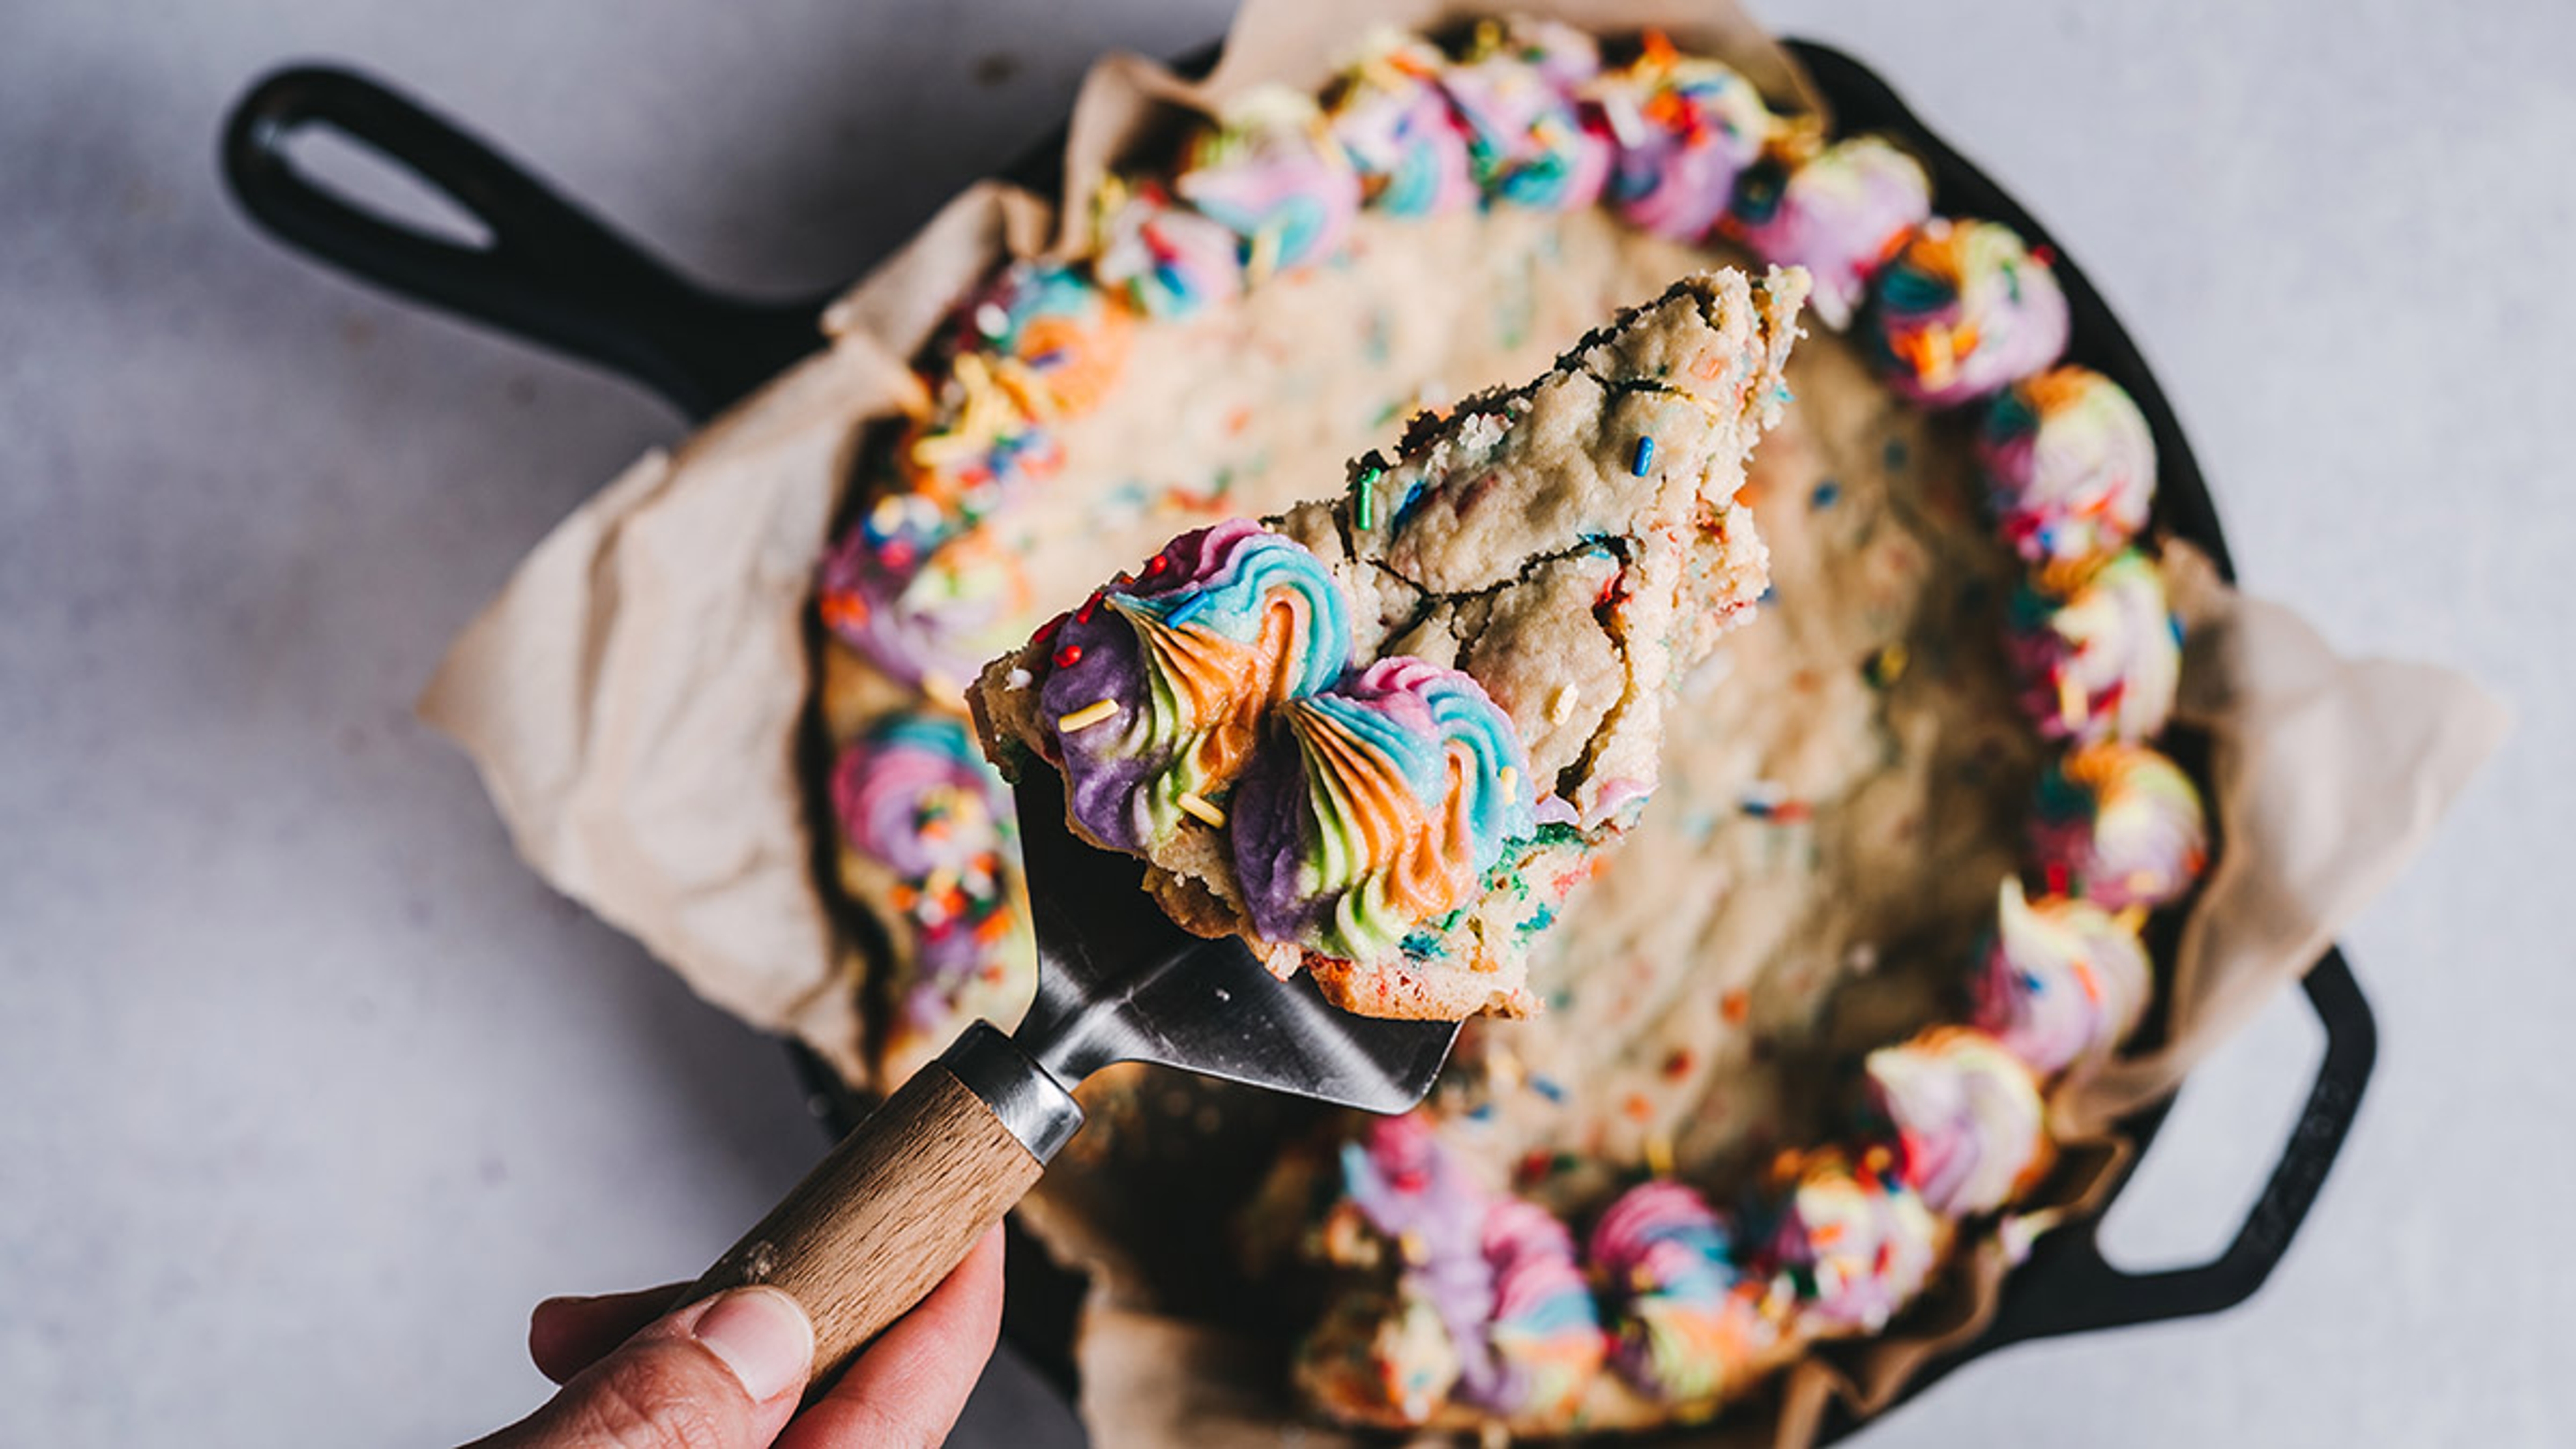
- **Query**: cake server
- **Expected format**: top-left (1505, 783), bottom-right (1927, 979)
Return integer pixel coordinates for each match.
top-left (684, 765), bottom-right (1459, 1385)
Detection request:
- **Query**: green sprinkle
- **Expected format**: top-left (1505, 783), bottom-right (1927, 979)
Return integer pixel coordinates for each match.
top-left (1354, 463), bottom-right (1383, 529)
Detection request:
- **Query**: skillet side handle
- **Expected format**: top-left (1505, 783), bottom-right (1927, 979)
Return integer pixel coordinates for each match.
top-left (219, 64), bottom-right (822, 420)
top-left (1986, 950), bottom-right (2377, 1346)
top-left (684, 1023), bottom-right (1081, 1393)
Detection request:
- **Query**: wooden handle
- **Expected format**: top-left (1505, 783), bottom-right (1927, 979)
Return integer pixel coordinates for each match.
top-left (686, 1035), bottom-right (1066, 1385)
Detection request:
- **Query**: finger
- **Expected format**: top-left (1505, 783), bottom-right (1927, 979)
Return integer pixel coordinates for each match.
top-left (470, 1287), bottom-right (814, 1449)
top-left (774, 1226), bottom-right (1006, 1449)
top-left (529, 1283), bottom-right (690, 1383)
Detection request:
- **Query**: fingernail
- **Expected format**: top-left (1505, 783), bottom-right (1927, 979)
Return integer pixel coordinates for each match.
top-left (693, 1288), bottom-right (814, 1402)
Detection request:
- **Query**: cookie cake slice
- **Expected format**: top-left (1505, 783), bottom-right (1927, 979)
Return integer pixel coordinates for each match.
top-left (972, 266), bottom-right (1808, 1019)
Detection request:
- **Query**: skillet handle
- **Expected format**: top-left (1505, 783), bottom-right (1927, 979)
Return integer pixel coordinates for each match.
top-left (1986, 950), bottom-right (2376, 1345)
top-left (219, 64), bottom-right (824, 420)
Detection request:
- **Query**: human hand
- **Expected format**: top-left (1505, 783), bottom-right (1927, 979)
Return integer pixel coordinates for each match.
top-left (465, 1225), bottom-right (1005, 1449)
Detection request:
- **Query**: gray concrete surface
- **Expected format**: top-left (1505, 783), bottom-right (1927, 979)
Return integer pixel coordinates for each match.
top-left (3, 1), bottom-right (2567, 1444)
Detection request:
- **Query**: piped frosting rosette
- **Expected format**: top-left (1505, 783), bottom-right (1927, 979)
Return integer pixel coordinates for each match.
top-left (1303, 1114), bottom-right (1605, 1425)
top-left (1326, 31), bottom-right (1480, 218)
top-left (948, 260), bottom-right (1133, 420)
top-left (1441, 19), bottom-right (1613, 212)
top-left (1729, 134), bottom-right (1933, 328)
top-left (1972, 877), bottom-right (2153, 1076)
top-left (1861, 217), bottom-right (2071, 407)
top-left (1589, 1179), bottom-right (1782, 1405)
top-left (829, 714), bottom-right (1031, 1076)
top-left (819, 519), bottom-right (1032, 694)
top-left (1035, 519), bottom-right (1350, 853)
top-left (1090, 176), bottom-right (1245, 321)
top-left (1478, 1198), bottom-right (1609, 1419)
top-left (2031, 740), bottom-right (2210, 910)
top-left (1175, 89), bottom-right (1362, 281)
top-left (1764, 1147), bottom-right (1943, 1336)
top-left (2006, 547), bottom-right (2183, 746)
top-left (1865, 1027), bottom-right (2053, 1216)
top-left (1979, 366), bottom-right (2158, 573)
top-left (1232, 656), bottom-right (1538, 965)
top-left (1590, 34), bottom-right (1772, 243)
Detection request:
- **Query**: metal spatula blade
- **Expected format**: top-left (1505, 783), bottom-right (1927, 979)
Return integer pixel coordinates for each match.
top-left (688, 761), bottom-right (1461, 1389)
top-left (1007, 765), bottom-right (1460, 1114)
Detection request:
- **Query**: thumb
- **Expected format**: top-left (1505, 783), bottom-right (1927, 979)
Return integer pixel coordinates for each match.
top-left (473, 1287), bottom-right (815, 1449)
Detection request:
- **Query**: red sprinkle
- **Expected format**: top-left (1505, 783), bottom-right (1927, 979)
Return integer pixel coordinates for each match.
top-left (1075, 592), bottom-right (1102, 624)
top-left (1142, 553), bottom-right (1170, 578)
top-left (1053, 644), bottom-right (1084, 669)
top-left (2029, 244), bottom-right (2058, 268)
top-left (1032, 614), bottom-right (1065, 647)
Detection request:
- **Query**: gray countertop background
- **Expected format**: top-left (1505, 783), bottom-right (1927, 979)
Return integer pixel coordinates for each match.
top-left (5, 1), bottom-right (2569, 1444)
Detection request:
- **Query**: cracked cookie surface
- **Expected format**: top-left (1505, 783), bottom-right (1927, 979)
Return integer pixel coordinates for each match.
top-left (974, 268), bottom-right (1807, 1019)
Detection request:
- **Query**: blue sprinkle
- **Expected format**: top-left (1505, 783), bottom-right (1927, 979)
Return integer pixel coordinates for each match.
top-left (1757, 583), bottom-right (1778, 606)
top-left (1631, 436), bottom-right (1656, 476)
top-left (1530, 1075), bottom-right (1568, 1103)
top-left (1883, 437), bottom-right (1910, 472)
top-left (1810, 479), bottom-right (1841, 509)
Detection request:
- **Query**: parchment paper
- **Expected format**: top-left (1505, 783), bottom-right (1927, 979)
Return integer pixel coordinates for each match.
top-left (419, 0), bottom-right (2509, 1441)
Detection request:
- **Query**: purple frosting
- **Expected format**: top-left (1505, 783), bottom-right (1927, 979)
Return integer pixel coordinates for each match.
top-left (1032, 520), bottom-right (1348, 852)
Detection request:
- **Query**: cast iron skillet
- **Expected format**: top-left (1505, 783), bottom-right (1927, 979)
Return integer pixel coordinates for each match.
top-left (221, 39), bottom-right (2377, 1442)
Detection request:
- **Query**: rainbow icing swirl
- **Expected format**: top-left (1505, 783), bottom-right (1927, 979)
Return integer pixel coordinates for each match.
top-left (1979, 366), bottom-right (2158, 571)
top-left (830, 714), bottom-right (1028, 1055)
top-left (820, 519), bottom-right (1029, 690)
top-left (2031, 740), bottom-right (2210, 910)
top-left (1730, 134), bottom-right (1932, 329)
top-left (1593, 36), bottom-right (1772, 243)
top-left (2008, 548), bottom-right (2182, 747)
top-left (1476, 1197), bottom-right (1607, 1417)
top-left (1232, 656), bottom-right (1538, 965)
top-left (1589, 1180), bottom-right (1774, 1403)
top-left (1331, 1114), bottom-right (1495, 1415)
top-left (1176, 89), bottom-right (1362, 280)
top-left (1865, 1027), bottom-right (2049, 1216)
top-left (1442, 21), bottom-right (1611, 213)
top-left (1038, 521), bottom-right (1348, 852)
top-left (1766, 1148), bottom-right (1940, 1335)
top-left (1862, 217), bottom-right (2070, 408)
top-left (1091, 176), bottom-right (1246, 321)
top-left (949, 260), bottom-right (1132, 420)
top-left (1328, 32), bottom-right (1481, 218)
top-left (1972, 877), bottom-right (2153, 1076)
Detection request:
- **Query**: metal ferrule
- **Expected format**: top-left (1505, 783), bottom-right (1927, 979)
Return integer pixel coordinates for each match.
top-left (938, 1021), bottom-right (1085, 1163)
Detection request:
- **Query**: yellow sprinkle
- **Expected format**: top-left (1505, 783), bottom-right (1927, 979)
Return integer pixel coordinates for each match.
top-left (1498, 767), bottom-right (1519, 795)
top-left (1645, 1130), bottom-right (1674, 1179)
top-left (1057, 699), bottom-right (1119, 732)
top-left (1547, 684), bottom-right (1580, 725)
top-left (1177, 791), bottom-right (1228, 828)
top-left (2056, 670), bottom-right (2086, 728)
top-left (1246, 223), bottom-right (1282, 286)
top-left (2114, 904), bottom-right (2149, 934)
